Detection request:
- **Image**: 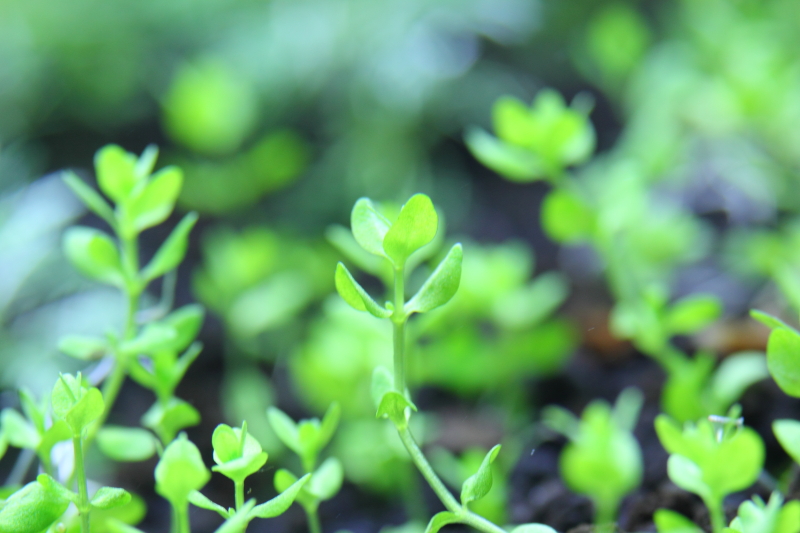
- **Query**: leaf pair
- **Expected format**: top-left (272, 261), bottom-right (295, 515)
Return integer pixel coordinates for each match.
top-left (267, 403), bottom-right (340, 472)
top-left (211, 422), bottom-right (268, 484)
top-left (190, 473), bottom-right (310, 521)
top-left (51, 374), bottom-right (105, 436)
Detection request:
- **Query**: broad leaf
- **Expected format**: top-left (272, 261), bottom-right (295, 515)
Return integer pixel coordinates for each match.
top-left (95, 145), bottom-right (139, 203)
top-left (127, 166), bottom-right (183, 234)
top-left (307, 457), bottom-right (344, 500)
top-left (541, 188), bottom-right (594, 243)
top-left (91, 487), bottom-right (132, 510)
top-left (405, 244), bottom-right (463, 315)
top-left (97, 426), bottom-right (158, 462)
top-left (667, 455), bottom-right (710, 500)
top-left (335, 263), bottom-right (391, 318)
top-left (351, 198), bottom-right (390, 257)
top-left (154, 434), bottom-right (210, 506)
top-left (63, 227), bottom-right (125, 287)
top-left (767, 328), bottom-right (800, 397)
top-left (383, 194), bottom-right (438, 264)
top-left (0, 480), bottom-right (71, 533)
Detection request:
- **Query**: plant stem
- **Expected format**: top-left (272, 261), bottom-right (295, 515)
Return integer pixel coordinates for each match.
top-left (397, 426), bottom-right (460, 512)
top-left (73, 436), bottom-right (91, 533)
top-left (305, 505), bottom-right (322, 533)
top-left (392, 265), bottom-right (406, 392)
top-left (235, 480), bottom-right (244, 511)
top-left (706, 498), bottom-right (725, 533)
top-left (174, 502), bottom-right (191, 533)
top-left (594, 499), bottom-right (616, 533)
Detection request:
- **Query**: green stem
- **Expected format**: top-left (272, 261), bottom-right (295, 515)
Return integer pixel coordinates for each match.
top-left (594, 499), bottom-right (616, 533)
top-left (392, 266), bottom-right (406, 392)
top-left (397, 426), bottom-right (461, 512)
top-left (706, 498), bottom-right (725, 533)
top-left (174, 502), bottom-right (190, 533)
top-left (235, 481), bottom-right (244, 511)
top-left (73, 436), bottom-right (91, 533)
top-left (305, 505), bottom-right (322, 533)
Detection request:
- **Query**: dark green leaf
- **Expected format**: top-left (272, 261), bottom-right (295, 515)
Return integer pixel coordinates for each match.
top-left (405, 244), bottom-right (462, 315)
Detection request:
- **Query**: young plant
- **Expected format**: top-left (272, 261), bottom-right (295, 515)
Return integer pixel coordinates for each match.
top-left (655, 411), bottom-right (765, 533)
top-left (268, 403), bottom-right (343, 533)
top-left (335, 193), bottom-right (551, 533)
top-left (542, 388), bottom-right (644, 532)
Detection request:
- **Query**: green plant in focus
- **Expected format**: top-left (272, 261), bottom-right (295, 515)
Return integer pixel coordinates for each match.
top-left (543, 388), bottom-right (643, 532)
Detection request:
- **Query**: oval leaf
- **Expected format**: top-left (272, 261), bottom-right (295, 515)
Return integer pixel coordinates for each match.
top-left (405, 244), bottom-right (462, 315)
top-left (774, 419), bottom-right (800, 465)
top-left (63, 227), bottom-right (125, 287)
top-left (335, 263), bottom-right (391, 318)
top-left (460, 444), bottom-right (501, 507)
top-left (767, 328), bottom-right (800, 397)
top-left (127, 166), bottom-right (183, 234)
top-left (91, 487), bottom-right (132, 510)
top-left (351, 198), bottom-right (390, 257)
top-left (97, 426), bottom-right (158, 462)
top-left (95, 145), bottom-right (139, 203)
top-left (376, 391), bottom-right (417, 429)
top-left (0, 480), bottom-right (71, 533)
top-left (250, 473), bottom-right (310, 519)
top-left (142, 212), bottom-right (198, 281)
top-left (383, 194), bottom-right (438, 264)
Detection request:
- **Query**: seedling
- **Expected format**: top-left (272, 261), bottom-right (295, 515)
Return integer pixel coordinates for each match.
top-left (543, 388), bottom-right (644, 532)
top-left (655, 410), bottom-right (765, 533)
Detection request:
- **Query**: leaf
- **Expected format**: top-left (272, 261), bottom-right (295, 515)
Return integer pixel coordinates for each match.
top-left (307, 457), bottom-right (343, 501)
top-left (371, 367), bottom-right (394, 411)
top-left (460, 444), bottom-right (501, 507)
top-left (141, 399), bottom-right (201, 444)
top-left (405, 244), bottom-right (463, 315)
top-left (250, 473), bottom-right (310, 519)
top-left (493, 96), bottom-right (536, 146)
top-left (667, 295), bottom-right (722, 335)
top-left (667, 454), bottom-right (710, 500)
top-left (212, 451), bottom-right (268, 484)
top-left (424, 511), bottom-right (460, 533)
top-left (383, 194), bottom-right (438, 264)
top-left (464, 127), bottom-right (545, 182)
top-left (58, 335), bottom-right (108, 361)
top-left (214, 499), bottom-right (256, 533)
top-left (95, 145), bottom-right (139, 203)
top-left (154, 434), bottom-right (210, 506)
top-left (774, 419), bottom-right (800, 465)
top-left (189, 490), bottom-right (230, 518)
top-left (97, 426), bottom-right (158, 462)
top-left (1, 409), bottom-right (40, 450)
top-left (62, 171), bottom-right (116, 225)
top-left (127, 166), bottom-right (183, 233)
top-left (63, 227), bottom-right (125, 287)
top-left (91, 487), bottom-right (132, 510)
top-left (351, 198), bottom-right (390, 257)
top-left (510, 525), bottom-right (559, 533)
top-left (491, 272), bottom-right (569, 330)
top-left (0, 480), bottom-right (71, 533)
top-left (750, 310), bottom-right (796, 332)
top-left (541, 188), bottom-right (594, 243)
top-left (710, 352), bottom-right (768, 412)
top-left (142, 212), bottom-right (199, 281)
top-left (160, 305), bottom-right (205, 353)
top-left (335, 263), bottom-right (391, 318)
top-left (121, 323), bottom-right (178, 356)
top-left (376, 391), bottom-right (417, 429)
top-left (135, 145), bottom-right (160, 180)
top-left (65, 387), bottom-right (105, 434)
top-left (653, 509), bottom-right (703, 533)
top-left (273, 469), bottom-right (299, 494)
top-left (267, 407), bottom-right (300, 454)
top-left (767, 328), bottom-right (800, 397)
top-left (36, 474), bottom-right (77, 504)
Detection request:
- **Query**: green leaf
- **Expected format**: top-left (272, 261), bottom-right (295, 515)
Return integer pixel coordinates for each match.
top-left (91, 487), bottom-right (132, 510)
top-left (135, 145), bottom-right (160, 180)
top-left (710, 352), bottom-right (768, 413)
top-left (189, 490), bottom-right (230, 518)
top-left (273, 469), bottom-right (299, 494)
top-left (307, 457), bottom-right (343, 501)
top-left (95, 145), bottom-right (139, 203)
top-left (127, 166), bottom-right (183, 233)
top-left (141, 399), bottom-right (201, 444)
top-left (65, 387), bottom-right (104, 434)
top-left (1, 409), bottom-right (40, 450)
top-left (774, 419), bottom-right (800, 465)
top-left (335, 263), bottom-right (391, 318)
top-left (0, 480), bottom-right (71, 533)
top-left (161, 304), bottom-right (205, 353)
top-left (351, 198), bottom-right (390, 257)
top-left (36, 474), bottom-right (77, 504)
top-left (491, 272), bottom-right (569, 330)
top-left (142, 212), bottom-right (199, 281)
top-left (510, 525), bottom-right (559, 533)
top-left (51, 374), bottom-right (105, 434)
top-left (750, 310), bottom-right (796, 332)
top-left (38, 422), bottom-right (71, 457)
top-left (383, 194), bottom-right (438, 264)
top-left (405, 244), bottom-right (463, 315)
top-left (211, 423), bottom-right (268, 483)
top-left (318, 402), bottom-right (340, 452)
top-left (58, 335), bottom-right (107, 360)
top-left (464, 127), bottom-right (545, 182)
top-left (653, 509), bottom-right (703, 533)
top-left (371, 367), bottom-right (394, 411)
top-left (155, 434), bottom-right (210, 506)
top-left (376, 391), bottom-right (417, 429)
top-left (121, 323), bottom-right (178, 356)
top-left (63, 171), bottom-right (116, 225)
top-left (541, 188), bottom-right (595, 243)
top-left (667, 454), bottom-right (710, 500)
top-left (460, 444), bottom-right (501, 507)
top-left (63, 227), bottom-right (125, 287)
top-left (667, 295), bottom-right (722, 335)
top-left (97, 426), bottom-right (158, 462)
top-left (214, 499), bottom-right (256, 533)
top-left (250, 473), bottom-right (310, 519)
top-left (493, 96), bottom-right (536, 146)
top-left (424, 511), bottom-right (460, 533)
top-left (106, 520), bottom-right (147, 533)
top-left (267, 407), bottom-right (300, 454)
top-left (767, 327), bottom-right (800, 397)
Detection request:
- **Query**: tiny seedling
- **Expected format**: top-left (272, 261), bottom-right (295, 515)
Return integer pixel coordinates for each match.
top-left (543, 388), bottom-right (644, 532)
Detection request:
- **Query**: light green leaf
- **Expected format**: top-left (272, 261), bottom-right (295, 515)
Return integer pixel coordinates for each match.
top-left (667, 454), bottom-right (710, 500)
top-left (95, 144), bottom-right (139, 203)
top-left (135, 145), bottom-right (160, 180)
top-left (121, 323), bottom-right (178, 356)
top-left (493, 96), bottom-right (536, 146)
top-left (376, 391), bottom-right (417, 429)
top-left (65, 387), bottom-right (104, 434)
top-left (383, 194), bottom-right (438, 264)
top-left (405, 244), bottom-right (462, 315)
top-left (464, 127), bottom-right (544, 182)
top-left (510, 525), bottom-right (559, 533)
top-left (766, 328), bottom-right (800, 397)
top-left (307, 457), bottom-right (343, 501)
top-left (141, 399), bottom-right (201, 444)
top-left (774, 419), bottom-right (800, 465)
top-left (667, 295), bottom-right (722, 335)
top-left (36, 474), bottom-right (77, 504)
top-left (97, 426), bottom-right (158, 462)
top-left (653, 509), bottom-right (703, 533)
top-left (460, 444), bottom-right (501, 507)
top-left (491, 272), bottom-right (569, 330)
top-left (250, 473), bottom-right (310, 518)
top-left (541, 188), bottom-right (595, 243)
top-left (750, 310), bottom-right (795, 332)
top-left (0, 480), bottom-right (71, 533)
top-left (127, 166), bottom-right (183, 233)
top-left (371, 367), bottom-right (394, 412)
top-left (160, 304), bottom-right (205, 353)
top-left (267, 407), bottom-right (300, 454)
top-left (58, 335), bottom-right (107, 361)
top-left (142, 212), bottom-right (199, 281)
top-left (710, 352), bottom-right (768, 412)
top-left (63, 227), bottom-right (125, 287)
top-left (351, 198), bottom-right (390, 257)
top-left (212, 450), bottom-right (268, 484)
top-left (274, 469), bottom-right (299, 494)
top-left (424, 511), bottom-right (460, 533)
top-left (1, 409), bottom-right (40, 450)
top-left (155, 434), bottom-right (210, 506)
top-left (91, 487), bottom-right (132, 510)
top-left (214, 499), bottom-right (256, 533)
top-left (63, 171), bottom-right (116, 225)
top-left (189, 490), bottom-right (230, 518)
top-left (335, 263), bottom-right (391, 318)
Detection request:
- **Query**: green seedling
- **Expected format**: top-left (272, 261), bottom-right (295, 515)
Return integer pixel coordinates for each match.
top-left (268, 403), bottom-right (342, 533)
top-left (543, 388), bottom-right (644, 532)
top-left (655, 410), bottom-right (765, 533)
top-left (335, 193), bottom-right (552, 533)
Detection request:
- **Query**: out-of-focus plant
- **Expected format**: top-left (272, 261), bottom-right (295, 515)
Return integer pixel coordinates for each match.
top-left (543, 388), bottom-right (643, 532)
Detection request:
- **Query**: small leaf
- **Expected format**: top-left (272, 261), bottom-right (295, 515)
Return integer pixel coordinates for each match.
top-left (318, 402), bottom-right (340, 452)
top-left (250, 473), bottom-right (310, 518)
top-left (667, 454), bottom-right (710, 500)
top-left (36, 474), bottom-right (77, 504)
top-left (95, 145), bottom-right (139, 203)
top-left (510, 525), bottom-right (559, 533)
top-left (464, 127), bottom-right (545, 182)
top-left (371, 367), bottom-right (394, 411)
top-left (383, 194), bottom-right (438, 264)
top-left (774, 419), bottom-right (800, 465)
top-left (307, 457), bottom-right (343, 501)
top-left (766, 328), bottom-right (800, 397)
top-left (460, 444), bottom-right (501, 507)
top-left (541, 188), bottom-right (595, 243)
top-left (335, 263), bottom-right (391, 318)
top-left (667, 295), bottom-right (722, 335)
top-left (127, 166), bottom-right (183, 233)
top-left (58, 335), bottom-right (107, 361)
top-left (120, 323), bottom-right (178, 356)
top-left (63, 171), bottom-right (116, 225)
top-left (351, 198), bottom-right (390, 257)
top-left (267, 407), bottom-right (300, 453)
top-left (273, 469), bottom-right (299, 494)
top-left (142, 212), bottom-right (199, 281)
top-left (65, 387), bottom-right (104, 434)
top-left (135, 145), bottom-right (160, 180)
top-left (1, 409), bottom-right (40, 450)
top-left (750, 310), bottom-right (796, 332)
top-left (424, 511), bottom-right (460, 533)
top-left (189, 490), bottom-right (230, 518)
top-left (154, 434), bottom-right (210, 507)
top-left (97, 426), bottom-right (158, 462)
top-left (214, 499), bottom-right (256, 533)
top-left (653, 509), bottom-right (703, 533)
top-left (141, 399), bottom-right (201, 444)
top-left (0, 480), bottom-right (71, 533)
top-left (63, 227), bottom-right (125, 287)
top-left (376, 391), bottom-right (417, 429)
top-left (405, 244), bottom-right (463, 315)
top-left (91, 487), bottom-right (132, 510)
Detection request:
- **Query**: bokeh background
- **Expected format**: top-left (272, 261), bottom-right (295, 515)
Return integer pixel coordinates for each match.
top-left (2, 0), bottom-right (800, 531)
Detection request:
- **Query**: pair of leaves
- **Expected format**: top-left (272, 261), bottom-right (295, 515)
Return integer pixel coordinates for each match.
top-left (211, 422), bottom-right (268, 483)
top-left (274, 457), bottom-right (343, 505)
top-left (267, 403), bottom-right (340, 470)
top-left (142, 398), bottom-right (200, 444)
top-left (51, 374), bottom-right (105, 435)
